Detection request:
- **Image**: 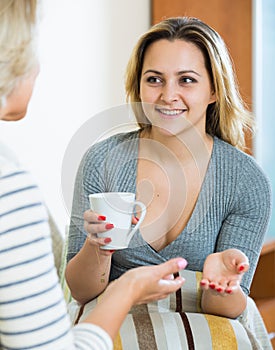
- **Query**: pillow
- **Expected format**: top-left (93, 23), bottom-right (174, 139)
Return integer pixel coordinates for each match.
top-left (70, 269), bottom-right (271, 349)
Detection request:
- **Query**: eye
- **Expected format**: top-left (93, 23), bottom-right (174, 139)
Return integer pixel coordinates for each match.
top-left (146, 76), bottom-right (162, 84)
top-left (179, 76), bottom-right (196, 84)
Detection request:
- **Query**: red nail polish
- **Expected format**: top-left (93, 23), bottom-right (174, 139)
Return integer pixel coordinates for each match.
top-left (104, 238), bottom-right (111, 243)
top-left (105, 223), bottom-right (114, 229)
top-left (239, 265), bottom-right (245, 272)
top-left (200, 281), bottom-right (206, 286)
top-left (135, 216), bottom-right (139, 222)
top-left (209, 283), bottom-right (215, 289)
top-left (98, 215), bottom-right (106, 221)
top-left (109, 250), bottom-right (115, 253)
top-left (226, 289), bottom-right (232, 294)
top-left (216, 287), bottom-right (223, 293)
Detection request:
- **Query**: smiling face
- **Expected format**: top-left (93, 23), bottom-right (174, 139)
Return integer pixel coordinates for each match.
top-left (139, 39), bottom-right (216, 137)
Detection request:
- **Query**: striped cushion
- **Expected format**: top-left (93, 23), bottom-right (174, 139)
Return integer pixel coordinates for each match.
top-left (73, 269), bottom-right (255, 349)
top-left (76, 300), bottom-right (253, 350)
top-left (113, 312), bottom-right (252, 350)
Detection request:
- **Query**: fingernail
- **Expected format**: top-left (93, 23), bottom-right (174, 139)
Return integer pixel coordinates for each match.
top-left (226, 289), bottom-right (232, 294)
top-left (105, 223), bottom-right (114, 229)
top-left (109, 250), bottom-right (115, 253)
top-left (216, 287), bottom-right (223, 293)
top-left (209, 283), bottom-right (215, 289)
top-left (98, 215), bottom-right (106, 221)
top-left (177, 259), bottom-right (187, 269)
top-left (135, 216), bottom-right (139, 222)
top-left (239, 265), bottom-right (245, 272)
top-left (104, 238), bottom-right (112, 243)
top-left (200, 281), bottom-right (206, 286)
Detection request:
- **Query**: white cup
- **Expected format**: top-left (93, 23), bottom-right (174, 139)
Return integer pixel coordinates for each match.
top-left (89, 192), bottom-right (146, 250)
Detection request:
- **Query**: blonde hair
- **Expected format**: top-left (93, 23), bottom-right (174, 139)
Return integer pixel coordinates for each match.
top-left (125, 17), bottom-right (254, 150)
top-left (0, 0), bottom-right (37, 109)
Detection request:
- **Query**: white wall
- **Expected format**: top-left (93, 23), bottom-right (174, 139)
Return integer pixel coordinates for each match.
top-left (253, 0), bottom-right (275, 240)
top-left (0, 0), bottom-right (150, 234)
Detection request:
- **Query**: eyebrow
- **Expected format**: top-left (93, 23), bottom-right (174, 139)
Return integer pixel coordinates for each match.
top-left (143, 69), bottom-right (201, 77)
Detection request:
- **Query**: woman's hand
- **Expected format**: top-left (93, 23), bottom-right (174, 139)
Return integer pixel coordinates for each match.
top-left (83, 210), bottom-right (139, 256)
top-left (105, 258), bottom-right (188, 305)
top-left (83, 209), bottom-right (115, 255)
top-left (85, 258), bottom-right (188, 341)
top-left (200, 248), bottom-right (249, 295)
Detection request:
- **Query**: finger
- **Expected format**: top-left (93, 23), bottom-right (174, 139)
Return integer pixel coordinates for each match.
top-left (87, 237), bottom-right (115, 257)
top-left (200, 278), bottom-right (210, 289)
top-left (83, 210), bottom-right (106, 223)
top-left (237, 262), bottom-right (249, 274)
top-left (87, 234), bottom-right (112, 247)
top-left (158, 258), bottom-right (188, 279)
top-left (132, 216), bottom-right (139, 225)
top-left (158, 277), bottom-right (185, 291)
top-left (214, 277), bottom-right (228, 293)
top-left (84, 222), bottom-right (114, 235)
top-left (224, 278), bottom-right (241, 294)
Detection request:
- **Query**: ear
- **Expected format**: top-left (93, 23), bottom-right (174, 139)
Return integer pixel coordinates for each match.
top-left (209, 90), bottom-right (216, 104)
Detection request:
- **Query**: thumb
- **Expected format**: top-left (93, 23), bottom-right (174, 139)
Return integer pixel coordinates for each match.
top-left (158, 258), bottom-right (188, 279)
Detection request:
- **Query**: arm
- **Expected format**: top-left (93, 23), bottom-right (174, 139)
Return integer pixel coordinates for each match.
top-left (65, 146), bottom-right (114, 303)
top-left (65, 234), bottom-right (113, 304)
top-left (0, 167), bottom-right (74, 348)
top-left (82, 257), bottom-right (187, 341)
top-left (200, 157), bottom-right (271, 318)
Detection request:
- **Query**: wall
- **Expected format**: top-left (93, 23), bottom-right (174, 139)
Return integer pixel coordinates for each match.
top-left (0, 0), bottom-right (150, 234)
top-left (254, 0), bottom-right (275, 240)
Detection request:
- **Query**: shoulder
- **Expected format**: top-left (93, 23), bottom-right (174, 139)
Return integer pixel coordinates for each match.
top-left (83, 130), bottom-right (139, 166)
top-left (214, 137), bottom-right (271, 193)
top-left (0, 156), bottom-right (48, 228)
top-left (0, 155), bottom-right (20, 179)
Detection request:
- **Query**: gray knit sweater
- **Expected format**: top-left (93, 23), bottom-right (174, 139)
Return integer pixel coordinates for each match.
top-left (67, 130), bottom-right (271, 294)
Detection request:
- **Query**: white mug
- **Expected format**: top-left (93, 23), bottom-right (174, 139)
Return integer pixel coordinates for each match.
top-left (89, 192), bottom-right (146, 250)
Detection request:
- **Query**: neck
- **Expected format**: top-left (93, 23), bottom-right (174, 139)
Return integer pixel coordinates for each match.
top-left (140, 126), bottom-right (213, 165)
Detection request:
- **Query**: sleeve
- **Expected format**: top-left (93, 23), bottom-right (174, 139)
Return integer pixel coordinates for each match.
top-left (72, 324), bottom-right (113, 350)
top-left (67, 142), bottom-right (107, 263)
top-left (0, 163), bottom-right (112, 350)
top-left (215, 157), bottom-right (272, 294)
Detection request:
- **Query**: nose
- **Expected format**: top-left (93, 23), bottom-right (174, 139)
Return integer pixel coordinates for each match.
top-left (160, 81), bottom-right (179, 104)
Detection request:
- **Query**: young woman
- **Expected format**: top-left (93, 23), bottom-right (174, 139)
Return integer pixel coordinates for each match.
top-left (0, 1), bottom-right (187, 349)
top-left (66, 17), bottom-right (271, 319)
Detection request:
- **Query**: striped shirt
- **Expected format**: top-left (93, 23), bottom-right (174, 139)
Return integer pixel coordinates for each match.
top-left (0, 151), bottom-right (112, 349)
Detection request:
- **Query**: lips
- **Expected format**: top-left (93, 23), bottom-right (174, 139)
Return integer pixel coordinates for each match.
top-left (155, 107), bottom-right (186, 119)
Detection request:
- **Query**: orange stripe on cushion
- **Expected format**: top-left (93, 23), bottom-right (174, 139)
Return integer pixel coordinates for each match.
top-left (113, 333), bottom-right (123, 350)
top-left (204, 314), bottom-right (238, 350)
top-left (195, 271), bottom-right (202, 312)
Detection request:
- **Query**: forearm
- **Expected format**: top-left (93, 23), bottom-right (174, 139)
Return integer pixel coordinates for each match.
top-left (201, 287), bottom-right (247, 319)
top-left (81, 258), bottom-right (187, 341)
top-left (82, 279), bottom-right (133, 341)
top-left (65, 238), bottom-right (111, 304)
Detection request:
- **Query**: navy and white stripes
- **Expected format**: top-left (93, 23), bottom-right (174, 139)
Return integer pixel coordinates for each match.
top-left (0, 155), bottom-right (112, 349)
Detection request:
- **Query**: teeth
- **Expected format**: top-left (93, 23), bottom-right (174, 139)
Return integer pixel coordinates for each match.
top-left (158, 109), bottom-right (183, 116)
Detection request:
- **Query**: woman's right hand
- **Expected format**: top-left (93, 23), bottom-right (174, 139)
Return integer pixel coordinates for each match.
top-left (103, 257), bottom-right (188, 305)
top-left (83, 209), bottom-right (115, 255)
top-left (83, 210), bottom-right (140, 255)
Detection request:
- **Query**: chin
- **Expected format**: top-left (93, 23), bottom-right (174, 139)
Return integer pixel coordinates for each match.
top-left (153, 125), bottom-right (178, 137)
top-left (1, 110), bottom-right (27, 121)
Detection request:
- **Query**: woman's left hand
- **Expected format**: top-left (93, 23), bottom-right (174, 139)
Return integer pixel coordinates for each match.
top-left (200, 248), bottom-right (249, 295)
